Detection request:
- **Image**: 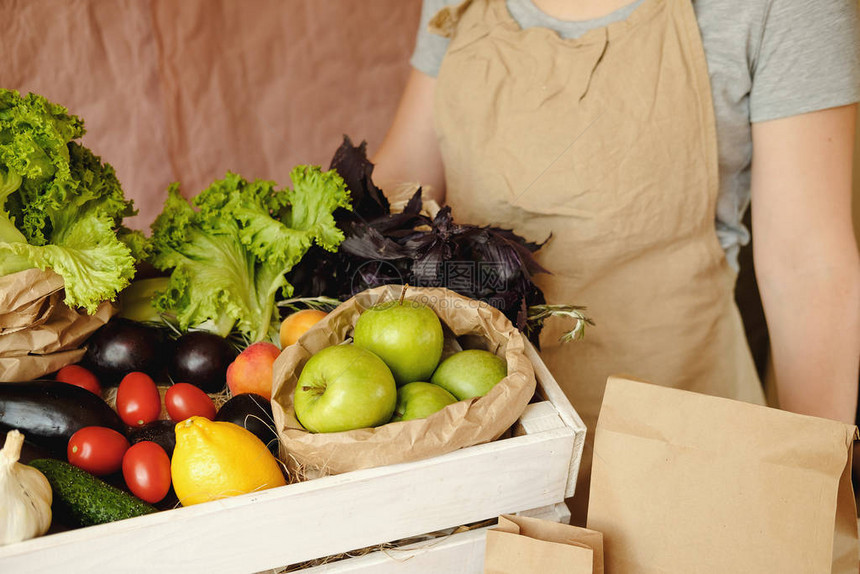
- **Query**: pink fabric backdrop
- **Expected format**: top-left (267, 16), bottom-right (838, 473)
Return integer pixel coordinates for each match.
top-left (1, 0), bottom-right (421, 229)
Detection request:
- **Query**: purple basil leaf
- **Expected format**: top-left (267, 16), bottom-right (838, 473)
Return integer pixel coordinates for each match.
top-left (340, 223), bottom-right (410, 260)
top-left (329, 135), bottom-right (390, 220)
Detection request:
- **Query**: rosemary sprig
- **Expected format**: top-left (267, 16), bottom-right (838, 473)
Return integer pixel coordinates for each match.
top-left (527, 304), bottom-right (594, 343)
top-left (276, 296), bottom-right (343, 313)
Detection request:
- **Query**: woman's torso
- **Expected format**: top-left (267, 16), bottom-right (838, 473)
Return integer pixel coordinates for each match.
top-left (411, 0), bottom-right (860, 270)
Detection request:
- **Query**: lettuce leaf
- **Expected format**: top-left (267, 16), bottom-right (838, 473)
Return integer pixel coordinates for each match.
top-left (0, 176), bottom-right (31, 276)
top-left (149, 169), bottom-right (350, 342)
top-left (0, 90), bottom-right (84, 246)
top-left (0, 90), bottom-right (138, 313)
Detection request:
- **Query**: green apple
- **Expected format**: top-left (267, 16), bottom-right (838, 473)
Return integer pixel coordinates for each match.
top-left (430, 349), bottom-right (507, 400)
top-left (391, 382), bottom-right (458, 422)
top-left (294, 344), bottom-right (396, 433)
top-left (353, 300), bottom-right (444, 386)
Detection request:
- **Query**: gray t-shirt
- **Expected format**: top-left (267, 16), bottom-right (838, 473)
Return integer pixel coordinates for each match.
top-left (411, 0), bottom-right (860, 270)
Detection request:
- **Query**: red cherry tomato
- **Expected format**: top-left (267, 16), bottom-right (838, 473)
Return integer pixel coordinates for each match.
top-left (164, 383), bottom-right (216, 422)
top-left (122, 441), bottom-right (172, 504)
top-left (68, 426), bottom-right (130, 476)
top-left (56, 364), bottom-right (102, 396)
top-left (116, 372), bottom-right (161, 427)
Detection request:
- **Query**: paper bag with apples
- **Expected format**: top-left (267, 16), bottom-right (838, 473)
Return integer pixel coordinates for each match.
top-left (270, 284), bottom-right (537, 475)
top-left (587, 377), bottom-right (859, 574)
top-left (0, 269), bottom-right (114, 382)
top-left (484, 515), bottom-right (604, 574)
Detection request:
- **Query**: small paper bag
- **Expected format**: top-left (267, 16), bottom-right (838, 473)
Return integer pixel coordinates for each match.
top-left (271, 284), bottom-right (536, 475)
top-left (0, 269), bottom-right (115, 382)
top-left (484, 514), bottom-right (604, 574)
top-left (587, 377), bottom-right (859, 574)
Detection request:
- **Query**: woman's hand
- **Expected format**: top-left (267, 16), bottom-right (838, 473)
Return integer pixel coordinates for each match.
top-left (372, 69), bottom-right (446, 204)
top-left (751, 103), bottom-right (859, 425)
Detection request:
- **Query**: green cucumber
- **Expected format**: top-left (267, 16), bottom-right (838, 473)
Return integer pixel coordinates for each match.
top-left (29, 459), bottom-right (157, 527)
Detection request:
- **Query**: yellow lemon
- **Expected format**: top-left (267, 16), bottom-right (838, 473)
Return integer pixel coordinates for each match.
top-left (171, 417), bottom-right (286, 506)
top-left (279, 309), bottom-right (328, 348)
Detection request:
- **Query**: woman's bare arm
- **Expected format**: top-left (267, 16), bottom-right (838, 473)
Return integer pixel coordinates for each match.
top-left (751, 104), bottom-right (860, 424)
top-left (372, 69), bottom-right (446, 204)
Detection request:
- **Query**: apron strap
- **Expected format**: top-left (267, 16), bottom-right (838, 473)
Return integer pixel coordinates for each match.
top-left (429, 0), bottom-right (475, 38)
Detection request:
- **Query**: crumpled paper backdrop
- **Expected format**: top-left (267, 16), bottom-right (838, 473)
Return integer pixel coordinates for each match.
top-left (0, 0), bottom-right (420, 229)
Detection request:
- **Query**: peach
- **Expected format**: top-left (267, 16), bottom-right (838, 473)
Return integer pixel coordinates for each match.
top-left (226, 342), bottom-right (280, 400)
top-left (279, 309), bottom-right (328, 348)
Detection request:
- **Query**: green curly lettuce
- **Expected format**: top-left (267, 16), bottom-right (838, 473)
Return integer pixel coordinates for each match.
top-left (0, 89), bottom-right (83, 246)
top-left (149, 168), bottom-right (350, 342)
top-left (0, 89), bottom-right (138, 313)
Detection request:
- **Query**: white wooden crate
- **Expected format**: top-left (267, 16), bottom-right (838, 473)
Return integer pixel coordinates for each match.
top-left (0, 342), bottom-right (586, 574)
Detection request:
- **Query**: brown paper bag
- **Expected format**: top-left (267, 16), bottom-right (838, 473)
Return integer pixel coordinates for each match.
top-left (484, 514), bottom-right (604, 574)
top-left (0, 269), bottom-right (115, 382)
top-left (587, 377), bottom-right (859, 574)
top-left (270, 284), bottom-right (536, 475)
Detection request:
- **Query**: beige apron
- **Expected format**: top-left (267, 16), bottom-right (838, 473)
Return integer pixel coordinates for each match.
top-left (431, 0), bottom-right (765, 522)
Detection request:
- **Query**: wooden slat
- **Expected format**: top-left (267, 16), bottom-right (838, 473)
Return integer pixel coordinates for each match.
top-left (515, 401), bottom-right (566, 435)
top-left (0, 431), bottom-right (574, 574)
top-left (299, 527), bottom-right (489, 574)
top-left (299, 503), bottom-right (571, 573)
top-left (524, 341), bottom-right (588, 497)
top-left (517, 502), bottom-right (571, 524)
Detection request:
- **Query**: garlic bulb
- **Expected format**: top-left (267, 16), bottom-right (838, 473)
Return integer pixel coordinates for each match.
top-left (0, 430), bottom-right (52, 545)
